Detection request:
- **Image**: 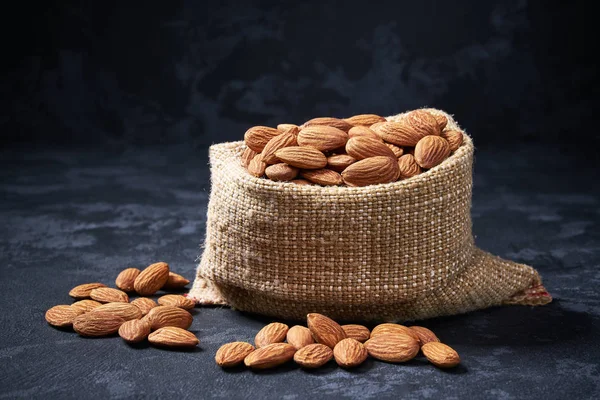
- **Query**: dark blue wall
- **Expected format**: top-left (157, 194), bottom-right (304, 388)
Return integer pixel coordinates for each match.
top-left (3, 0), bottom-right (597, 151)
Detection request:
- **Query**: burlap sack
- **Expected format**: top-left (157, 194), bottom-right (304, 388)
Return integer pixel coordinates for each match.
top-left (189, 109), bottom-right (551, 322)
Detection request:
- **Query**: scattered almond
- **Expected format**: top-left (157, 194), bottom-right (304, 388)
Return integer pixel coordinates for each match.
top-left (69, 283), bottom-right (107, 299)
top-left (341, 324), bottom-right (370, 343)
top-left (71, 299), bottom-right (102, 313)
top-left (157, 294), bottom-right (195, 310)
top-left (73, 311), bottom-right (125, 337)
top-left (421, 342), bottom-right (460, 368)
top-left (287, 325), bottom-right (315, 350)
top-left (146, 306), bottom-right (193, 331)
top-left (148, 327), bottom-right (199, 348)
top-left (90, 287), bottom-right (129, 303)
top-left (45, 305), bottom-right (84, 328)
top-left (244, 343), bottom-right (296, 369)
top-left (409, 326), bottom-right (440, 345)
top-left (216, 342), bottom-right (256, 367)
top-left (307, 313), bottom-right (347, 349)
top-left (333, 338), bottom-right (368, 368)
top-left (293, 343), bottom-right (333, 368)
top-left (115, 268), bottom-right (140, 292)
top-left (92, 302), bottom-right (142, 321)
top-left (131, 297), bottom-right (157, 316)
top-left (134, 262), bottom-right (170, 296)
top-left (364, 333), bottom-right (420, 363)
top-left (371, 323), bottom-right (420, 342)
top-left (119, 318), bottom-right (151, 343)
top-left (161, 272), bottom-right (190, 290)
top-left (255, 322), bottom-right (289, 348)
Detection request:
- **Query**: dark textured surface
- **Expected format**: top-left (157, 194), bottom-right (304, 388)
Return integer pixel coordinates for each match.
top-left (1, 145), bottom-right (599, 399)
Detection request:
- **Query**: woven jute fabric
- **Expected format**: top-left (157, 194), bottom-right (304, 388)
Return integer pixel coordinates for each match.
top-left (189, 109), bottom-right (551, 322)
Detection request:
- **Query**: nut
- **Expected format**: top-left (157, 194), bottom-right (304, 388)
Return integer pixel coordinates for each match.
top-left (148, 327), bottom-right (199, 348)
top-left (421, 342), bottom-right (460, 368)
top-left (73, 311), bottom-right (125, 337)
top-left (364, 333), bottom-right (419, 363)
top-left (274, 147), bottom-right (328, 170)
top-left (247, 153), bottom-right (267, 177)
top-left (255, 322), bottom-right (289, 348)
top-left (119, 319), bottom-right (151, 343)
top-left (216, 342), bottom-right (256, 367)
top-left (341, 324), bottom-right (370, 343)
top-left (157, 294), bottom-right (195, 310)
top-left (307, 313), bottom-right (346, 349)
top-left (344, 114), bottom-right (386, 127)
top-left (408, 326), bottom-right (440, 345)
top-left (301, 169), bottom-right (343, 186)
top-left (370, 323), bottom-right (420, 342)
top-left (244, 126), bottom-right (281, 152)
top-left (346, 136), bottom-right (397, 160)
top-left (241, 147), bottom-right (258, 169)
top-left (70, 299), bottom-right (102, 313)
top-left (115, 268), bottom-right (140, 292)
top-left (440, 129), bottom-right (463, 152)
top-left (133, 262), bottom-right (170, 296)
top-left (69, 283), bottom-right (107, 299)
top-left (161, 272), bottom-right (190, 290)
top-left (327, 154), bottom-right (357, 172)
top-left (130, 297), bottom-right (157, 316)
top-left (348, 126), bottom-right (383, 141)
top-left (293, 343), bottom-right (333, 368)
top-left (341, 156), bottom-right (400, 187)
top-left (297, 126), bottom-right (349, 152)
top-left (145, 305), bottom-right (193, 331)
top-left (333, 338), bottom-right (368, 368)
top-left (262, 131), bottom-right (298, 164)
top-left (302, 117), bottom-right (353, 132)
top-left (265, 163), bottom-right (299, 181)
top-left (90, 287), bottom-right (129, 303)
top-left (397, 154), bottom-right (421, 179)
top-left (286, 325), bottom-right (315, 350)
top-left (91, 302), bottom-right (142, 321)
top-left (244, 343), bottom-right (296, 369)
top-left (45, 305), bottom-right (84, 328)
top-left (414, 135), bottom-right (451, 169)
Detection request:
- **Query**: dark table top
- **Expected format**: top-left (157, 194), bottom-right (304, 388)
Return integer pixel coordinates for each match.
top-left (1, 144), bottom-right (599, 399)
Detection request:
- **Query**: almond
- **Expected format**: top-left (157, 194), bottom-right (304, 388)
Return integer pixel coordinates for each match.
top-left (386, 143), bottom-right (404, 158)
top-left (290, 179), bottom-right (312, 185)
top-left (73, 311), bottom-right (125, 337)
top-left (370, 323), bottom-right (420, 342)
top-left (333, 338), bottom-right (368, 368)
top-left (69, 283), bottom-right (107, 299)
top-left (397, 154), bottom-right (421, 179)
top-left (71, 299), bottom-right (102, 313)
top-left (307, 313), bottom-right (346, 349)
top-left (255, 322), bottom-right (289, 348)
top-left (414, 135), bottom-right (451, 169)
top-left (265, 163), bottom-right (299, 181)
top-left (293, 343), bottom-right (333, 368)
top-left (146, 305), bottom-right (193, 330)
top-left (347, 126), bottom-right (382, 141)
top-left (302, 117), bottom-right (353, 132)
top-left (247, 153), bottom-right (266, 177)
top-left (405, 109), bottom-right (441, 137)
top-left (216, 342), bottom-right (256, 367)
top-left (346, 136), bottom-right (396, 160)
top-left (45, 305), bottom-right (84, 328)
top-left (370, 121), bottom-right (386, 131)
top-left (92, 302), bottom-right (142, 321)
top-left (241, 147), bottom-right (258, 169)
top-left (421, 342), bottom-right (460, 368)
top-left (341, 156), bottom-right (400, 187)
top-left (301, 169), bottom-right (343, 186)
top-left (327, 154), bottom-right (357, 172)
top-left (115, 268), bottom-right (140, 292)
top-left (262, 131), bottom-right (298, 164)
top-left (277, 123), bottom-right (299, 133)
top-left (372, 121), bottom-right (425, 147)
top-left (134, 262), bottom-right (170, 296)
top-left (344, 114), bottom-right (386, 126)
top-left (244, 126), bottom-right (281, 152)
top-left (297, 126), bottom-right (349, 152)
top-left (90, 287), bottom-right (129, 303)
top-left (157, 294), bottom-right (195, 310)
top-left (364, 333), bottom-right (419, 363)
top-left (341, 324), bottom-right (370, 343)
top-left (274, 147), bottom-right (327, 170)
top-left (431, 113), bottom-right (448, 130)
top-left (286, 325), bottom-right (315, 350)
top-left (131, 297), bottom-right (157, 316)
top-left (119, 318), bottom-right (151, 343)
top-left (244, 343), bottom-right (296, 369)
top-left (440, 129), bottom-right (463, 152)
top-left (148, 327), bottom-right (199, 348)
top-left (161, 272), bottom-right (190, 290)
top-left (408, 326), bottom-right (440, 345)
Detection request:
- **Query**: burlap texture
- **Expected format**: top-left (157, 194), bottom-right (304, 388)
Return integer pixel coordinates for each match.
top-left (189, 109), bottom-right (551, 321)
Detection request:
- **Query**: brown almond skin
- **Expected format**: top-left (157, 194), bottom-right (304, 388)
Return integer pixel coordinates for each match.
top-left (297, 126), bottom-right (349, 152)
top-left (115, 268), bottom-right (140, 292)
top-left (422, 342), bottom-right (460, 368)
top-left (90, 287), bottom-right (129, 303)
top-left (244, 126), bottom-right (281, 152)
top-left (373, 121), bottom-right (424, 147)
top-left (91, 302), bottom-right (142, 321)
top-left (409, 326), bottom-right (440, 345)
top-left (287, 325), bottom-right (315, 350)
top-left (216, 342), bottom-right (256, 367)
top-left (302, 117), bottom-right (353, 132)
top-left (131, 297), bottom-right (157, 316)
top-left (134, 262), bottom-right (170, 296)
top-left (265, 163), bottom-right (299, 182)
top-left (386, 143), bottom-right (404, 158)
top-left (45, 305), bottom-right (84, 328)
top-left (341, 156), bottom-right (400, 187)
top-left (307, 313), bottom-right (347, 349)
top-left (398, 154), bottom-right (421, 179)
top-left (277, 123), bottom-right (299, 132)
top-left (148, 327), bottom-right (199, 348)
top-left (146, 305), bottom-right (193, 330)
top-left (241, 147), bottom-right (258, 169)
top-left (73, 311), bottom-right (125, 337)
top-left (440, 129), bottom-right (463, 152)
top-left (341, 324), bottom-right (370, 343)
top-left (327, 154), bottom-right (357, 172)
top-left (275, 147), bottom-right (327, 170)
top-left (414, 135), bottom-right (451, 169)
top-left (364, 333), bottom-right (420, 363)
top-left (119, 319), bottom-right (151, 343)
top-left (333, 338), bottom-right (368, 368)
top-left (71, 299), bottom-right (102, 313)
top-left (255, 322), bottom-right (289, 348)
top-left (346, 136), bottom-right (397, 160)
top-left (344, 114), bottom-right (386, 126)
top-left (432, 113), bottom-right (448, 130)
top-left (371, 323), bottom-right (420, 342)
top-left (262, 131), bottom-right (298, 164)
top-left (348, 126), bottom-right (383, 141)
top-left (244, 343), bottom-right (296, 369)
top-left (69, 283), bottom-right (107, 299)
top-left (157, 294), bottom-right (195, 310)
top-left (301, 169), bottom-right (343, 186)
top-left (405, 109), bottom-right (441, 137)
top-left (247, 153), bottom-right (267, 177)
top-left (293, 343), bottom-right (333, 368)
top-left (161, 272), bottom-right (190, 290)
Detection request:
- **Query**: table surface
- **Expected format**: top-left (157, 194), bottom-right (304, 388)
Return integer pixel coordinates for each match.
top-left (1, 145), bottom-right (599, 399)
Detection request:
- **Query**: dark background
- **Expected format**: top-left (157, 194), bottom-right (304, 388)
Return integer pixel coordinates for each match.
top-left (2, 1), bottom-right (599, 399)
top-left (2, 0), bottom-right (598, 154)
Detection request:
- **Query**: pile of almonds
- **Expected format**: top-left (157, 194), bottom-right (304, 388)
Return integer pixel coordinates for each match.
top-left (45, 262), bottom-right (199, 349)
top-left (216, 313), bottom-right (460, 370)
top-left (242, 109), bottom-right (464, 187)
